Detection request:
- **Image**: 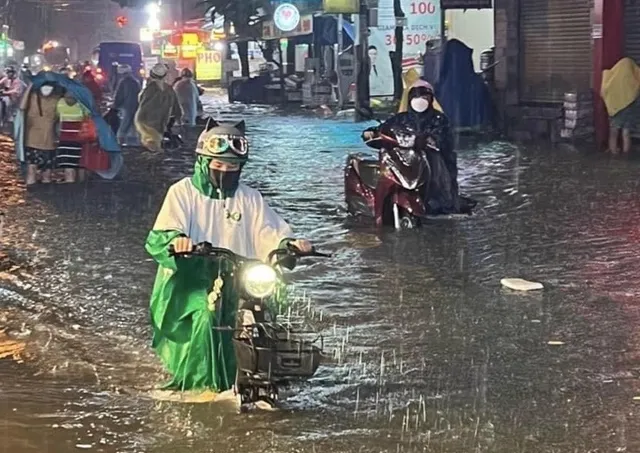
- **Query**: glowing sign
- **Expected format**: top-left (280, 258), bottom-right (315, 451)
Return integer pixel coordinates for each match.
top-left (196, 50), bottom-right (222, 81)
top-left (274, 3), bottom-right (301, 32)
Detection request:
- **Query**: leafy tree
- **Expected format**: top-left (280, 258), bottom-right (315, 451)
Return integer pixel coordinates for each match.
top-left (198, 0), bottom-right (270, 77)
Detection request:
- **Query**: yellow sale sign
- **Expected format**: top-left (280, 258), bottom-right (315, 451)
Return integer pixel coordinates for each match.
top-left (196, 50), bottom-right (222, 81)
top-left (323, 0), bottom-right (359, 13)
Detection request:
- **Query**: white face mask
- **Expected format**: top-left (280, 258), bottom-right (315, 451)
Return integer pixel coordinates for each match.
top-left (410, 97), bottom-right (430, 113)
top-left (40, 86), bottom-right (54, 97)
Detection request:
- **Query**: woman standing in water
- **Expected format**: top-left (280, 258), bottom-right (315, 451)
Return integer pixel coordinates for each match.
top-left (56, 91), bottom-right (89, 183)
top-left (21, 82), bottom-right (60, 185)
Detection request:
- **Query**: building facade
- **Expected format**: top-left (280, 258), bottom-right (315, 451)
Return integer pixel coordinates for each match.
top-left (493, 0), bottom-right (631, 146)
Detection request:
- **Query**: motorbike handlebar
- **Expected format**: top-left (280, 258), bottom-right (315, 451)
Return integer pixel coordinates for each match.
top-left (169, 242), bottom-right (331, 262)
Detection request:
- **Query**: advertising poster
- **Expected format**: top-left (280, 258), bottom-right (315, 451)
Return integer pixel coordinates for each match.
top-left (369, 0), bottom-right (441, 96)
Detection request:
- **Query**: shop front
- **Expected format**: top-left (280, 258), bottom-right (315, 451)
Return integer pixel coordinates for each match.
top-left (519, 0), bottom-right (593, 104)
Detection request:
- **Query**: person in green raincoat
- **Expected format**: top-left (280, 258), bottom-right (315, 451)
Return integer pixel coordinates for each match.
top-left (145, 119), bottom-right (312, 392)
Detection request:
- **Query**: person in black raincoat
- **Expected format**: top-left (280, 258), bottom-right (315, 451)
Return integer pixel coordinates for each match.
top-left (363, 79), bottom-right (475, 216)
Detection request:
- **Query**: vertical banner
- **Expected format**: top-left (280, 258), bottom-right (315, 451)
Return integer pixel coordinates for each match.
top-left (368, 0), bottom-right (442, 96)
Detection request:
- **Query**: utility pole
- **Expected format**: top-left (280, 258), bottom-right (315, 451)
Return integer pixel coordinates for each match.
top-left (354, 0), bottom-right (370, 122)
top-left (336, 13), bottom-right (344, 109)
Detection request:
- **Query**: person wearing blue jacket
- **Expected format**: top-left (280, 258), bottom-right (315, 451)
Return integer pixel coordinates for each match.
top-left (113, 64), bottom-right (141, 146)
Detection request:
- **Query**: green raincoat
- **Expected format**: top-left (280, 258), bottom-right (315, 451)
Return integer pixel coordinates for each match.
top-left (145, 157), bottom-right (293, 391)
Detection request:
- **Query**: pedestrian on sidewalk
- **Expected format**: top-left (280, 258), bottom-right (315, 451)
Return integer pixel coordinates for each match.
top-left (21, 82), bottom-right (60, 185)
top-left (601, 57), bottom-right (640, 154)
top-left (56, 90), bottom-right (89, 183)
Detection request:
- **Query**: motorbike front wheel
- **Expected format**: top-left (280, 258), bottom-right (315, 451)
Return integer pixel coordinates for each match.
top-left (392, 203), bottom-right (419, 230)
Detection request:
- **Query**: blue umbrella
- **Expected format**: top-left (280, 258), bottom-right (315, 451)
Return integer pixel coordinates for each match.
top-left (14, 71), bottom-right (123, 179)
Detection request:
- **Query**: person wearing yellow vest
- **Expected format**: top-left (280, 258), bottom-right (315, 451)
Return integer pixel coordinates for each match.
top-left (601, 57), bottom-right (640, 154)
top-left (56, 91), bottom-right (90, 183)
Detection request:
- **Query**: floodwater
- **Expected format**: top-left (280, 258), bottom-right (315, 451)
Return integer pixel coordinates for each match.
top-left (1, 97), bottom-right (639, 453)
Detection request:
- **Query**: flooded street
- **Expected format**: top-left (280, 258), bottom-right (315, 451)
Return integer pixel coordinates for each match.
top-left (1, 96), bottom-right (640, 452)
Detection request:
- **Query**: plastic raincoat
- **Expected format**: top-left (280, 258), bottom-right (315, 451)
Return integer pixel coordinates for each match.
top-left (367, 78), bottom-right (474, 215)
top-left (145, 156), bottom-right (293, 391)
top-left (173, 77), bottom-right (199, 126)
top-left (601, 57), bottom-right (640, 117)
top-left (113, 74), bottom-right (141, 144)
top-left (135, 79), bottom-right (182, 152)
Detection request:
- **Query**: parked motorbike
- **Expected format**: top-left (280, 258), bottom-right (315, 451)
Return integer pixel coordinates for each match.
top-left (169, 241), bottom-right (330, 411)
top-left (345, 124), bottom-right (433, 229)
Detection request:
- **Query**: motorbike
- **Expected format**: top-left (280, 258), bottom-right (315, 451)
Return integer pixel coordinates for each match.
top-left (345, 124), bottom-right (434, 229)
top-left (169, 242), bottom-right (330, 411)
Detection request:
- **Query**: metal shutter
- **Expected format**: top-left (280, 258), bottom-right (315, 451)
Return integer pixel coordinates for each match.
top-left (625, 0), bottom-right (640, 62)
top-left (520, 0), bottom-right (593, 103)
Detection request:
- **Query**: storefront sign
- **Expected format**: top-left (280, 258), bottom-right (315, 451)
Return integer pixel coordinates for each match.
top-left (440, 0), bottom-right (492, 8)
top-left (196, 50), bottom-right (222, 81)
top-left (262, 14), bottom-right (313, 39)
top-left (274, 3), bottom-right (301, 32)
top-left (591, 23), bottom-right (603, 39)
top-left (323, 0), bottom-right (359, 13)
top-left (162, 43), bottom-right (179, 58)
top-left (369, 0), bottom-right (441, 96)
top-left (140, 28), bottom-right (154, 42)
top-left (181, 33), bottom-right (201, 59)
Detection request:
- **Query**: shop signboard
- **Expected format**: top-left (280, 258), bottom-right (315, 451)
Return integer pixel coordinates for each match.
top-left (323, 0), bottom-right (359, 13)
top-left (162, 43), bottom-right (179, 58)
top-left (368, 0), bottom-right (441, 96)
top-left (440, 0), bottom-right (492, 8)
top-left (181, 32), bottom-right (201, 59)
top-left (196, 50), bottom-right (222, 81)
top-left (274, 3), bottom-right (301, 32)
top-left (262, 14), bottom-right (314, 39)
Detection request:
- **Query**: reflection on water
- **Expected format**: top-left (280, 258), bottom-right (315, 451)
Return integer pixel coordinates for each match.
top-left (1, 99), bottom-right (639, 452)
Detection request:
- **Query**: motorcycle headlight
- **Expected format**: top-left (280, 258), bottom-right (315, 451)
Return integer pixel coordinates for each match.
top-left (243, 264), bottom-right (278, 299)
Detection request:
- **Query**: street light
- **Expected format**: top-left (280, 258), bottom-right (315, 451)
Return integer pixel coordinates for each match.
top-left (146, 2), bottom-right (161, 31)
top-left (145, 2), bottom-right (160, 15)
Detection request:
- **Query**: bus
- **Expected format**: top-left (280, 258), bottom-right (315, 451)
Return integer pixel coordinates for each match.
top-left (91, 42), bottom-right (145, 89)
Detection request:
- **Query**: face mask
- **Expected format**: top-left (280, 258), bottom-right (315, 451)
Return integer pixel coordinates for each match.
top-left (209, 168), bottom-right (241, 193)
top-left (410, 97), bottom-right (430, 113)
top-left (40, 86), bottom-right (54, 97)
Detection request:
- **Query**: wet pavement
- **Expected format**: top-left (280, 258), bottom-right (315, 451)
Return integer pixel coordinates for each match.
top-left (1, 96), bottom-right (639, 452)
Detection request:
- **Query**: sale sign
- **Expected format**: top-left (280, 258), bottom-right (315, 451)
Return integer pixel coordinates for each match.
top-left (368, 0), bottom-right (442, 96)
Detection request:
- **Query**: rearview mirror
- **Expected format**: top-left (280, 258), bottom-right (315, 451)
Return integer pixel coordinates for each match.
top-left (356, 106), bottom-right (381, 123)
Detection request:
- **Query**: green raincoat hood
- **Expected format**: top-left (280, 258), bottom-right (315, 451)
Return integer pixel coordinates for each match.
top-left (191, 155), bottom-right (241, 199)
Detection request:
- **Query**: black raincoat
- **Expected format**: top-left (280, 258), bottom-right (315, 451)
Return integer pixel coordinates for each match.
top-left (367, 105), bottom-right (474, 215)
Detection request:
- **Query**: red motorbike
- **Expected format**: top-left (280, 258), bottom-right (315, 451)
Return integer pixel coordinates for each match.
top-left (345, 125), bottom-right (432, 229)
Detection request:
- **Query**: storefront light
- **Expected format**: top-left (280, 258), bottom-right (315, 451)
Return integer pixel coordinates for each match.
top-left (213, 41), bottom-right (224, 51)
top-left (148, 16), bottom-right (160, 31)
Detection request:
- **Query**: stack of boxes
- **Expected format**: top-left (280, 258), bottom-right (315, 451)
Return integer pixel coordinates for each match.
top-left (561, 91), bottom-right (595, 141)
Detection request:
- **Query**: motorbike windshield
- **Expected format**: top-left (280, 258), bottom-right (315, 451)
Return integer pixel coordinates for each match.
top-left (383, 148), bottom-right (426, 190)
